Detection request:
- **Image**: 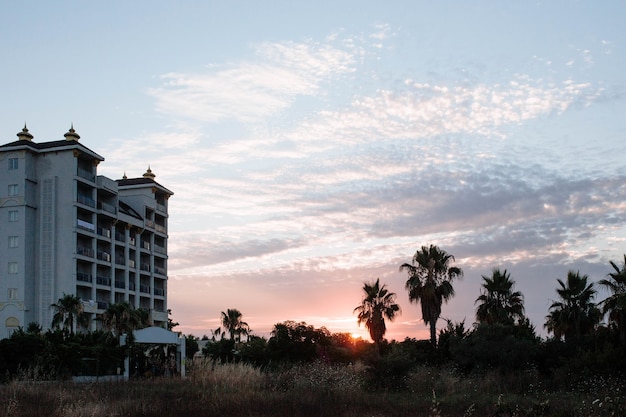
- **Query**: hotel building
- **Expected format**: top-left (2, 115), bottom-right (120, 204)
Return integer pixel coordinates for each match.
top-left (0, 125), bottom-right (173, 338)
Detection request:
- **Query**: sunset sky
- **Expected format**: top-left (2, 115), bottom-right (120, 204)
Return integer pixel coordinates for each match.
top-left (2, 1), bottom-right (626, 341)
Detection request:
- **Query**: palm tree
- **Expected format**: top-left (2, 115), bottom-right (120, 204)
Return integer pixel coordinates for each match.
top-left (475, 268), bottom-right (525, 326)
top-left (400, 244), bottom-right (463, 347)
top-left (100, 301), bottom-right (141, 342)
top-left (599, 255), bottom-right (626, 345)
top-left (544, 271), bottom-right (601, 342)
top-left (353, 278), bottom-right (401, 348)
top-left (219, 309), bottom-right (250, 342)
top-left (51, 293), bottom-right (89, 335)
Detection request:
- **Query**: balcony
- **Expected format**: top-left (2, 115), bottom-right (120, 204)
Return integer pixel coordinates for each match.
top-left (77, 246), bottom-right (94, 257)
top-left (155, 224), bottom-right (166, 234)
top-left (129, 282), bottom-right (136, 291)
top-left (97, 200), bottom-right (117, 215)
top-left (97, 251), bottom-right (111, 262)
top-left (77, 194), bottom-right (96, 208)
top-left (96, 276), bottom-right (111, 286)
top-left (141, 241), bottom-right (150, 250)
top-left (156, 202), bottom-right (167, 213)
top-left (97, 227), bottom-right (111, 238)
top-left (140, 263), bottom-right (151, 272)
top-left (154, 244), bottom-right (166, 255)
top-left (114, 232), bottom-right (126, 243)
top-left (154, 266), bottom-right (166, 276)
top-left (128, 259), bottom-right (136, 268)
top-left (139, 285), bottom-right (150, 294)
top-left (77, 219), bottom-right (95, 232)
top-left (145, 220), bottom-right (155, 229)
top-left (115, 280), bottom-right (125, 289)
top-left (154, 288), bottom-right (165, 296)
top-left (97, 301), bottom-right (109, 310)
top-left (77, 272), bottom-right (93, 283)
top-left (115, 257), bottom-right (126, 266)
top-left (77, 167), bottom-right (95, 182)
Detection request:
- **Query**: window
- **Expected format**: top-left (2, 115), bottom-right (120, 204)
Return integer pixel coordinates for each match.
top-left (8, 262), bottom-right (18, 274)
top-left (5, 317), bottom-right (19, 337)
top-left (8, 210), bottom-right (18, 222)
top-left (8, 288), bottom-right (18, 300)
top-left (8, 236), bottom-right (18, 248)
top-left (8, 158), bottom-right (18, 170)
top-left (8, 184), bottom-right (18, 196)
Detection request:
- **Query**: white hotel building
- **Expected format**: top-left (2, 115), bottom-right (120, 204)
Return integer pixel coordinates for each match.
top-left (0, 125), bottom-right (173, 338)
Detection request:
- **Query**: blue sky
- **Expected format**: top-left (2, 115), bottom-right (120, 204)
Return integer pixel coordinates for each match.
top-left (2, 1), bottom-right (626, 340)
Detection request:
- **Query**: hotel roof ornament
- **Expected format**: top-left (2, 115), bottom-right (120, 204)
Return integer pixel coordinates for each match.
top-left (17, 124), bottom-right (34, 141)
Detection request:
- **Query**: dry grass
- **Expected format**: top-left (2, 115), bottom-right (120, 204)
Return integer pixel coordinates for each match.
top-left (0, 361), bottom-right (623, 417)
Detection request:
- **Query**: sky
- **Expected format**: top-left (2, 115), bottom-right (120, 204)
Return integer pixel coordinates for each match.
top-left (2, 1), bottom-right (626, 341)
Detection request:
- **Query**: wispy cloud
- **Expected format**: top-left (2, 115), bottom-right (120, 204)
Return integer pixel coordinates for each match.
top-left (147, 39), bottom-right (357, 124)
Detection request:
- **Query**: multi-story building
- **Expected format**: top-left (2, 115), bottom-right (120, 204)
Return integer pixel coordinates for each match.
top-left (0, 125), bottom-right (173, 338)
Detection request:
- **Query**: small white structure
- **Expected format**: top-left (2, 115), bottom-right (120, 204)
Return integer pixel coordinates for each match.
top-left (120, 326), bottom-right (186, 379)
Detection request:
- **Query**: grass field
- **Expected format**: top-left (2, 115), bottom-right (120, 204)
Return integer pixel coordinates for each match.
top-left (1, 360), bottom-right (623, 417)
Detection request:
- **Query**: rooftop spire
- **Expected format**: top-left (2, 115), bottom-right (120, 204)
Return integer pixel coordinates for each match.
top-left (123, 171), bottom-right (128, 180)
top-left (16, 123), bottom-right (34, 141)
top-left (64, 123), bottom-right (80, 141)
top-left (143, 165), bottom-right (156, 179)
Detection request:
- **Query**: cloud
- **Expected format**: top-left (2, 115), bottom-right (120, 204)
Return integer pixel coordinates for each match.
top-left (147, 39), bottom-right (357, 124)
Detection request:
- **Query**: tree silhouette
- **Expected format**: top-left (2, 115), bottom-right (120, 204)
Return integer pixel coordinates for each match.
top-left (599, 254), bottom-right (626, 345)
top-left (51, 293), bottom-right (89, 335)
top-left (475, 268), bottom-right (525, 326)
top-left (400, 245), bottom-right (463, 347)
top-left (353, 278), bottom-right (401, 348)
top-left (544, 271), bottom-right (601, 342)
top-left (99, 301), bottom-right (143, 343)
top-left (219, 309), bottom-right (250, 342)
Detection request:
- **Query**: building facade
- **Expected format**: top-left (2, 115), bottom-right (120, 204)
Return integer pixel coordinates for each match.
top-left (0, 125), bottom-right (173, 338)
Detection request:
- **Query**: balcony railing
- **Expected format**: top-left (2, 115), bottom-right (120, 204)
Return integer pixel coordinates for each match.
top-left (97, 251), bottom-right (111, 262)
top-left (97, 301), bottom-right (109, 310)
top-left (156, 203), bottom-right (167, 213)
top-left (97, 227), bottom-right (111, 238)
top-left (154, 288), bottom-right (165, 296)
top-left (145, 220), bottom-right (155, 229)
top-left (115, 280), bottom-right (125, 289)
top-left (77, 167), bottom-right (95, 182)
top-left (139, 285), bottom-right (150, 294)
top-left (155, 224), bottom-right (166, 234)
top-left (128, 259), bottom-right (136, 268)
top-left (154, 266), bottom-right (166, 276)
top-left (115, 257), bottom-right (125, 266)
top-left (77, 246), bottom-right (94, 257)
top-left (77, 272), bottom-right (93, 283)
top-left (154, 244), bottom-right (166, 255)
top-left (115, 232), bottom-right (126, 243)
top-left (97, 200), bottom-right (117, 214)
top-left (140, 263), bottom-right (151, 272)
top-left (96, 276), bottom-right (111, 286)
top-left (129, 282), bottom-right (136, 291)
top-left (77, 194), bottom-right (96, 208)
top-left (77, 219), bottom-right (95, 232)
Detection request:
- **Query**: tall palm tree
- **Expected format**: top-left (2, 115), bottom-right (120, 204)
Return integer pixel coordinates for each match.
top-left (100, 301), bottom-right (141, 342)
top-left (544, 271), bottom-right (601, 342)
top-left (475, 268), bottom-right (525, 326)
top-left (219, 309), bottom-right (250, 342)
top-left (599, 255), bottom-right (626, 345)
top-left (353, 278), bottom-right (401, 348)
top-left (400, 244), bottom-right (463, 347)
top-left (51, 293), bottom-right (89, 335)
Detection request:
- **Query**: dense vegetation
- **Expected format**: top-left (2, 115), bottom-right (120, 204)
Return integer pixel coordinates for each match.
top-left (1, 246), bottom-right (625, 416)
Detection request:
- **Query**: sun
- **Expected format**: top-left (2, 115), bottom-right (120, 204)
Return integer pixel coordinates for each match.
top-left (350, 332), bottom-right (365, 341)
